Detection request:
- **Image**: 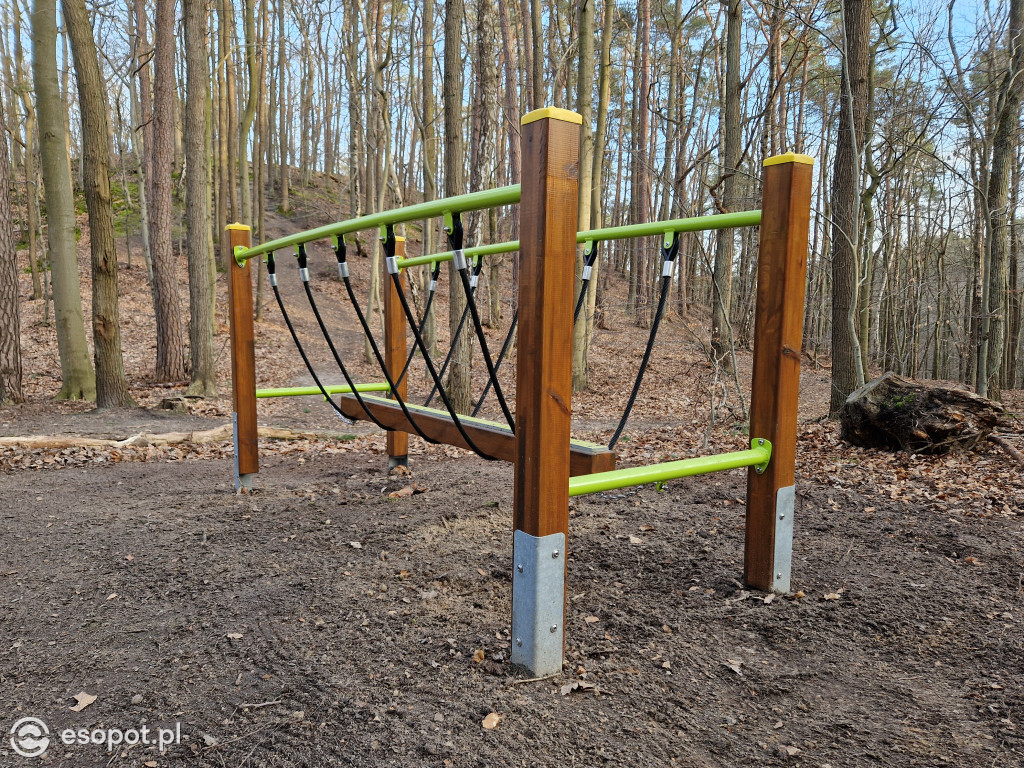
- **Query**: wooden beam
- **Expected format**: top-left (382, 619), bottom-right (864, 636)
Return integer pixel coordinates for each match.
top-left (510, 107), bottom-right (581, 677)
top-left (337, 393), bottom-right (614, 476)
top-left (745, 154), bottom-right (814, 593)
top-left (227, 224), bottom-right (258, 490)
top-left (384, 236), bottom-right (409, 468)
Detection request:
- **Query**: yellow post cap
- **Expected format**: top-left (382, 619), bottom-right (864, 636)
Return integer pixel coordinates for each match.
top-left (763, 152), bottom-right (814, 167)
top-left (522, 107), bottom-right (583, 126)
top-left (395, 236), bottom-right (406, 242)
top-left (226, 222), bottom-right (251, 231)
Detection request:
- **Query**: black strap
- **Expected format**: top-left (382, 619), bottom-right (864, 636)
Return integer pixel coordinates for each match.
top-left (382, 226), bottom-right (501, 460)
top-left (608, 234), bottom-right (680, 450)
top-left (424, 294), bottom-right (473, 407)
top-left (471, 309), bottom-right (518, 418)
top-left (295, 244), bottom-right (389, 430)
top-left (573, 242), bottom-right (599, 326)
top-left (395, 260), bottom-right (442, 390)
top-left (267, 252), bottom-right (362, 426)
top-left (446, 214), bottom-right (515, 431)
top-left (332, 237), bottom-right (439, 445)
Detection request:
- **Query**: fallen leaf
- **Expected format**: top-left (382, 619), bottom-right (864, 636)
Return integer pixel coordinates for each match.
top-left (965, 556), bottom-right (981, 565)
top-left (763, 594), bottom-right (775, 605)
top-left (349, 541), bottom-right (362, 549)
top-left (482, 712), bottom-right (501, 729)
top-left (584, 615), bottom-right (599, 624)
top-left (226, 632), bottom-right (243, 639)
top-left (823, 592), bottom-right (842, 601)
top-left (628, 535), bottom-right (643, 545)
top-left (145, 762), bottom-right (158, 767)
top-left (388, 484), bottom-right (428, 499)
top-left (783, 745), bottom-right (801, 756)
top-left (70, 692), bottom-right (97, 712)
top-left (638, 525), bottom-right (654, 531)
top-left (472, 649), bottom-right (485, 663)
top-left (106, 593), bottom-right (118, 600)
top-left (723, 660), bottom-right (743, 675)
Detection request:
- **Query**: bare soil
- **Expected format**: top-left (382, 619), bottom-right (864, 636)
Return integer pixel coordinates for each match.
top-left (1, 217), bottom-right (1022, 767)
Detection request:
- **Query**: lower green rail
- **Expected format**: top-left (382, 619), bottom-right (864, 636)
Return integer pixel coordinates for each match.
top-left (255, 383), bottom-right (391, 398)
top-left (568, 439), bottom-right (772, 497)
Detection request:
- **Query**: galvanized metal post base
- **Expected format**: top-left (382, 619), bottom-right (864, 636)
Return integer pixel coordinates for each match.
top-left (510, 530), bottom-right (566, 676)
top-left (233, 412), bottom-right (254, 492)
top-left (388, 454), bottom-right (409, 470)
top-left (772, 486), bottom-right (795, 593)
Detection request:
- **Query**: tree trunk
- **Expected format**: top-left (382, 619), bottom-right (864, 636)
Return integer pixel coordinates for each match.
top-left (183, 0), bottom-right (217, 396)
top-left (828, 0), bottom-right (870, 415)
top-left (841, 373), bottom-right (1011, 455)
top-left (571, 0), bottom-right (595, 390)
top-left (421, 0), bottom-right (438, 356)
top-left (147, 0), bottom-right (186, 382)
top-left (64, 0), bottom-right (134, 407)
top-left (32, 0), bottom-right (95, 400)
top-left (0, 87), bottom-right (23, 403)
top-left (711, 0), bottom-right (741, 371)
top-left (983, 0), bottom-right (1024, 401)
top-left (444, 0), bottom-right (471, 412)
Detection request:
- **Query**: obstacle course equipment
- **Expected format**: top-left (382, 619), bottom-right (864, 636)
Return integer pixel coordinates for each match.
top-left (227, 109), bottom-right (813, 676)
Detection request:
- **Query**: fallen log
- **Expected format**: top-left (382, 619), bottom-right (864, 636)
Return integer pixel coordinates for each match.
top-left (0, 425), bottom-right (352, 451)
top-left (840, 372), bottom-right (1013, 454)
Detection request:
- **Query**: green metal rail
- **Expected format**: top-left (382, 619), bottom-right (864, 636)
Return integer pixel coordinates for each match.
top-left (255, 383), bottom-right (391, 398)
top-left (395, 209), bottom-right (763, 270)
top-left (567, 439), bottom-right (772, 497)
top-left (234, 185), bottom-right (522, 264)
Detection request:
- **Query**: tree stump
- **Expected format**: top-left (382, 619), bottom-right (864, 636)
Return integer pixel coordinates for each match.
top-left (840, 373), bottom-right (1013, 454)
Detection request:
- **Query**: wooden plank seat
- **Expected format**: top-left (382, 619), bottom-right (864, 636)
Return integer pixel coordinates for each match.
top-left (337, 393), bottom-right (615, 476)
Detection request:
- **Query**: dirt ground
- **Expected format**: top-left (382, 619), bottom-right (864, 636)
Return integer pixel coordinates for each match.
top-left (2, 229), bottom-right (1023, 767)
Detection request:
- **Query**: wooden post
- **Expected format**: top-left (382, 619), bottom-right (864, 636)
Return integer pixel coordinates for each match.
top-left (385, 236), bottom-right (409, 468)
top-left (226, 224), bottom-right (259, 491)
top-left (745, 153), bottom-right (814, 593)
top-left (510, 107), bottom-right (581, 676)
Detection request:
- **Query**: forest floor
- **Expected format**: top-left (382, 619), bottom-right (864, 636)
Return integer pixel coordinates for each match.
top-left (1, 205), bottom-right (1023, 767)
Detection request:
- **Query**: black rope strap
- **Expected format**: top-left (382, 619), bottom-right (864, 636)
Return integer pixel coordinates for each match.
top-left (295, 244), bottom-right (389, 431)
top-left (445, 214), bottom-right (515, 431)
top-left (573, 242), bottom-right (600, 326)
top-left (267, 252), bottom-right (359, 426)
top-left (382, 226), bottom-right (500, 460)
top-left (471, 308), bottom-right (518, 418)
top-left (332, 237), bottom-right (439, 445)
top-left (394, 260), bottom-right (442, 390)
top-left (424, 280), bottom-right (475, 407)
top-left (608, 233), bottom-right (681, 450)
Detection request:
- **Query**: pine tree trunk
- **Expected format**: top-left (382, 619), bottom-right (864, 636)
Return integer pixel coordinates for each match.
top-left (0, 89), bottom-right (23, 404)
top-left (571, 0), bottom-right (594, 390)
top-left (64, 0), bottom-right (134, 407)
top-left (31, 0), bottom-right (95, 400)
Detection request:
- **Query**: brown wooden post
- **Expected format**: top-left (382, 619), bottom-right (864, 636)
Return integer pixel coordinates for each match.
top-left (385, 236), bottom-right (409, 468)
top-left (226, 223), bottom-right (259, 491)
top-left (745, 153), bottom-right (814, 592)
top-left (510, 107), bottom-right (581, 676)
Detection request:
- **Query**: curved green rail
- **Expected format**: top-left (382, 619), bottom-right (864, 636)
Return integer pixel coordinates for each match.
top-left (234, 185), bottom-right (522, 264)
top-left (395, 209), bottom-right (762, 270)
